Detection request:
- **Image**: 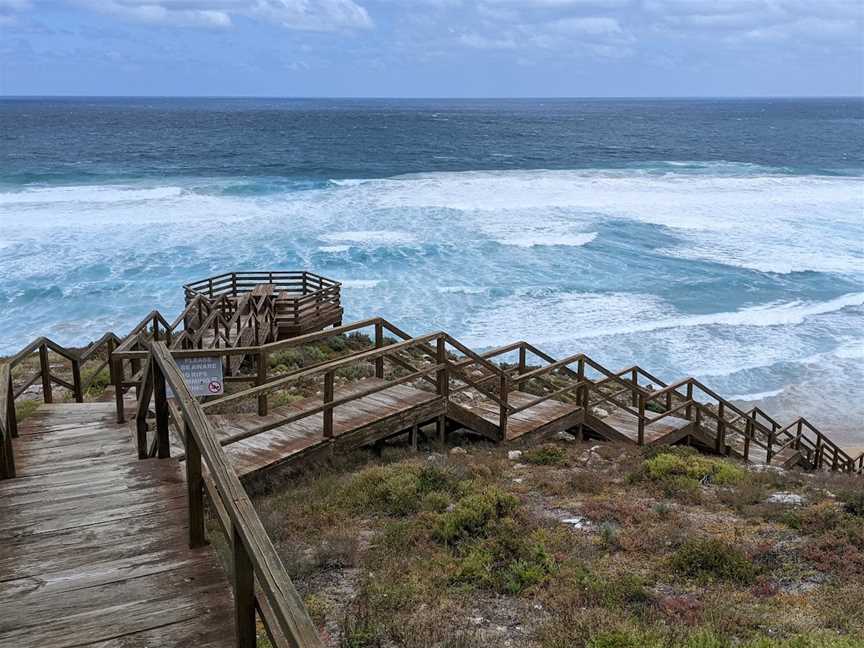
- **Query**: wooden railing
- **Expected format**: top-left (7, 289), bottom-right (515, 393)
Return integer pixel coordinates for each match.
top-left (0, 364), bottom-right (16, 479)
top-left (182, 271), bottom-right (342, 337)
top-left (143, 341), bottom-right (323, 648)
top-left (0, 331), bottom-right (124, 479)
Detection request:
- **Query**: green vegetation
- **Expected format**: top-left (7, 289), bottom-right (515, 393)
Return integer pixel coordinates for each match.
top-left (251, 437), bottom-right (864, 648)
top-left (82, 365), bottom-right (111, 399)
top-left (14, 399), bottom-right (40, 422)
top-left (670, 538), bottom-right (756, 583)
top-left (523, 444), bottom-right (568, 465)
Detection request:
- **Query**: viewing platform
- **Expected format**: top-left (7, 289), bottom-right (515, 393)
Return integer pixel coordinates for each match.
top-left (183, 271), bottom-right (343, 340)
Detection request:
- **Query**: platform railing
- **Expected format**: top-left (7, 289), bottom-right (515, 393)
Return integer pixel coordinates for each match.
top-left (144, 341), bottom-right (323, 648)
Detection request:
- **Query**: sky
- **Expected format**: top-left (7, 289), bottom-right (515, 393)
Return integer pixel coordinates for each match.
top-left (1, 0), bottom-right (862, 97)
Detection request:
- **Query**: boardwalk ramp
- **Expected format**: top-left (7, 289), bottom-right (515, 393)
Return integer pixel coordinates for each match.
top-left (0, 402), bottom-right (235, 647)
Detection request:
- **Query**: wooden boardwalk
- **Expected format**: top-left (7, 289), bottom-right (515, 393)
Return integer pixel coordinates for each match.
top-left (201, 379), bottom-right (444, 477)
top-left (0, 402), bottom-right (235, 648)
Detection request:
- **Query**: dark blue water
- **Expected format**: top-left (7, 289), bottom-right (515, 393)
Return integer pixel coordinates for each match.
top-left (1, 98), bottom-right (862, 440)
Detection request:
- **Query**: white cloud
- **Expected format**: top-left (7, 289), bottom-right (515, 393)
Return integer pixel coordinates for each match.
top-left (69, 0), bottom-right (372, 30)
top-left (549, 16), bottom-right (622, 35)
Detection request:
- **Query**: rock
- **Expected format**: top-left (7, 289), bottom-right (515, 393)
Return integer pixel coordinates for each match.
top-left (592, 407), bottom-right (610, 418)
top-left (555, 431), bottom-right (577, 442)
top-left (512, 478), bottom-right (524, 484)
top-left (512, 463), bottom-right (527, 470)
top-left (507, 450), bottom-right (523, 461)
top-left (766, 492), bottom-right (805, 505)
top-left (426, 452), bottom-right (444, 462)
top-left (450, 446), bottom-right (468, 455)
top-left (561, 516), bottom-right (592, 529)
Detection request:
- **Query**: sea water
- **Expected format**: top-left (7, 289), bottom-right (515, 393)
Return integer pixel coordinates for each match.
top-left (0, 98), bottom-right (862, 442)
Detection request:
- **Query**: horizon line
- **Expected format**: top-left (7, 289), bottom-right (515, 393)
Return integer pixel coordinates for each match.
top-left (1, 94), bottom-right (862, 101)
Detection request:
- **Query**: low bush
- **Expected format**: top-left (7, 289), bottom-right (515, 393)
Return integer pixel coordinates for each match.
top-left (433, 486), bottom-right (518, 544)
top-left (523, 444), bottom-right (568, 466)
top-left (644, 452), bottom-right (745, 486)
top-left (670, 538), bottom-right (757, 584)
top-left (345, 462), bottom-right (461, 517)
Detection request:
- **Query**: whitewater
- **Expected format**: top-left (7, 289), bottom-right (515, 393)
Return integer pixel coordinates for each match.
top-left (0, 163), bottom-right (862, 442)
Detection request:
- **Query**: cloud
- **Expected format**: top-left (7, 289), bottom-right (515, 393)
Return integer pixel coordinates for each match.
top-left (548, 16), bottom-right (622, 35)
top-left (69, 0), bottom-right (372, 30)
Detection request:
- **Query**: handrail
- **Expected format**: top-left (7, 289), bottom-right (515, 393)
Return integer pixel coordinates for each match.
top-left (0, 364), bottom-right (16, 479)
top-left (148, 341), bottom-right (323, 647)
top-left (200, 331), bottom-right (444, 411)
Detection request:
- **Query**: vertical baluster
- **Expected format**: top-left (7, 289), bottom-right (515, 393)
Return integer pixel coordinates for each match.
top-left (685, 382), bottom-right (694, 420)
top-left (498, 373), bottom-right (508, 442)
top-left (517, 345), bottom-right (526, 391)
top-left (323, 370), bottom-right (334, 438)
top-left (374, 321), bottom-right (384, 380)
top-left (637, 393), bottom-right (645, 446)
top-left (71, 358), bottom-right (83, 403)
top-left (152, 362), bottom-right (170, 458)
top-left (436, 336), bottom-right (449, 442)
top-left (716, 401), bottom-right (725, 454)
top-left (39, 344), bottom-right (53, 404)
top-left (185, 420), bottom-right (206, 548)
top-left (232, 525), bottom-right (256, 648)
top-left (257, 352), bottom-right (268, 417)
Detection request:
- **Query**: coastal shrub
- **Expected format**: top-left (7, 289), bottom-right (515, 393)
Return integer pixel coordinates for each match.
top-left (670, 538), bottom-right (756, 583)
top-left (523, 444), bottom-right (568, 466)
top-left (82, 366), bottom-right (111, 398)
top-left (588, 629), bottom-right (664, 648)
top-left (840, 491), bottom-right (864, 518)
top-left (15, 399), bottom-right (40, 422)
top-left (433, 487), bottom-right (518, 544)
top-left (571, 567), bottom-right (649, 609)
top-left (643, 451), bottom-right (745, 486)
top-left (453, 522), bottom-right (555, 594)
top-left (343, 462), bottom-right (460, 516)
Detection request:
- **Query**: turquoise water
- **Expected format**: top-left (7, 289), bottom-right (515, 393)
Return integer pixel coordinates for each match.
top-left (0, 98), bottom-right (862, 440)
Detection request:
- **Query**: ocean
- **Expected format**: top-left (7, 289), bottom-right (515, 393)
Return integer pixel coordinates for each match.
top-left (0, 97), bottom-right (862, 443)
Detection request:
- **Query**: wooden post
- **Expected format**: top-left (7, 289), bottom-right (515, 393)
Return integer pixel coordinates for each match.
top-left (743, 418), bottom-right (752, 462)
top-left (186, 421), bottom-right (206, 549)
top-left (152, 362), bottom-right (170, 459)
top-left (815, 433), bottom-right (823, 469)
top-left (113, 357), bottom-right (126, 424)
top-left (323, 370), bottom-right (334, 438)
top-left (374, 321), bottom-right (384, 379)
top-left (631, 368), bottom-right (638, 407)
top-left (577, 358), bottom-right (587, 412)
top-left (39, 344), bottom-right (53, 404)
top-left (766, 431), bottom-right (774, 465)
top-left (518, 345), bottom-right (527, 391)
top-left (498, 374), bottom-right (508, 441)
top-left (2, 372), bottom-right (16, 478)
top-left (131, 358), bottom-right (142, 397)
top-left (716, 402), bottom-right (725, 454)
top-left (232, 525), bottom-right (256, 648)
top-left (436, 337), bottom-right (449, 399)
top-left (637, 393), bottom-right (645, 446)
top-left (71, 358), bottom-right (83, 403)
top-left (410, 424), bottom-right (418, 451)
top-left (795, 420), bottom-right (803, 450)
top-left (685, 382), bottom-right (693, 420)
top-left (257, 352), bottom-right (268, 417)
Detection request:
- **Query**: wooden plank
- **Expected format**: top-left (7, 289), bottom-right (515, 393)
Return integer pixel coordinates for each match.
top-left (0, 401), bottom-right (235, 648)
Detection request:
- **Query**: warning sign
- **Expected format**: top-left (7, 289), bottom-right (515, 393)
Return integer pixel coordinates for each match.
top-left (170, 357), bottom-right (224, 398)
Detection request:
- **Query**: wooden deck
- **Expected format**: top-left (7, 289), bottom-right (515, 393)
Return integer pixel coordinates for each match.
top-left (584, 410), bottom-right (694, 445)
top-left (203, 379), bottom-right (445, 478)
top-left (0, 402), bottom-right (235, 648)
top-left (449, 390), bottom-right (583, 442)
